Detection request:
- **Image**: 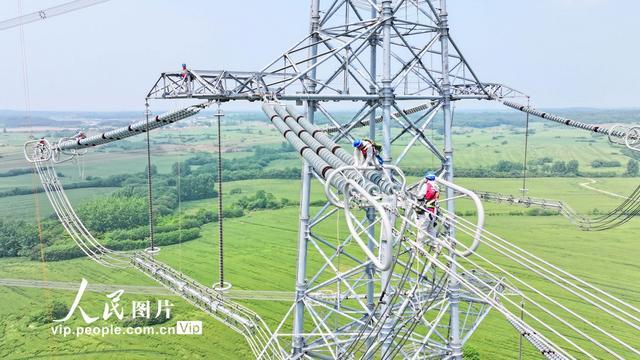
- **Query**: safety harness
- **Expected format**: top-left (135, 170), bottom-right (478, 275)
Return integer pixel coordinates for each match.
top-left (417, 181), bottom-right (439, 215)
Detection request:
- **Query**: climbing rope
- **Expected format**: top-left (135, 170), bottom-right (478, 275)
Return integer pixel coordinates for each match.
top-left (144, 101), bottom-right (156, 252)
top-left (18, 0), bottom-right (52, 350)
top-left (521, 97), bottom-right (531, 198)
top-left (177, 125), bottom-right (183, 272)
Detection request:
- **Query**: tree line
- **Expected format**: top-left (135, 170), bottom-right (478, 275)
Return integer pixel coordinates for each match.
top-left (1, 184), bottom-right (293, 261)
top-left (404, 158), bottom-right (638, 178)
top-left (1, 143), bottom-right (637, 203)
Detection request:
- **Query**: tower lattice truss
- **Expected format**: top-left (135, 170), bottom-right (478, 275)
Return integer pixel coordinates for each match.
top-left (21, 0), bottom-right (640, 359)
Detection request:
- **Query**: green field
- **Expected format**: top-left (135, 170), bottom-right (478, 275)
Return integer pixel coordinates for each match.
top-left (2, 120), bottom-right (635, 183)
top-left (0, 115), bottom-right (639, 359)
top-left (0, 176), bottom-right (638, 359)
top-left (0, 187), bottom-right (118, 222)
top-left (390, 123), bottom-right (633, 173)
top-left (0, 286), bottom-right (249, 359)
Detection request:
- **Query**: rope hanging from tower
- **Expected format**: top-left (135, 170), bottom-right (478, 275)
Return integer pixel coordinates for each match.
top-left (521, 97), bottom-right (531, 198)
top-left (144, 101), bottom-right (158, 254)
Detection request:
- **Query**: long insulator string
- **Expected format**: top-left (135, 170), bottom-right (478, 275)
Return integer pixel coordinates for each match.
top-left (502, 99), bottom-right (628, 138)
top-left (145, 101), bottom-right (155, 251)
top-left (216, 105), bottom-right (225, 287)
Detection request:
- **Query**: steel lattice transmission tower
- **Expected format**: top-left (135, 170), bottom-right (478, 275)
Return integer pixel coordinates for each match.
top-left (14, 1), bottom-right (640, 359)
top-left (146, 0), bottom-right (522, 358)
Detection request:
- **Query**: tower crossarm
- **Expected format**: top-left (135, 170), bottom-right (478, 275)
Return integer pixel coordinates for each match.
top-left (451, 82), bottom-right (528, 100)
top-left (146, 70), bottom-right (282, 102)
top-left (147, 68), bottom-right (527, 102)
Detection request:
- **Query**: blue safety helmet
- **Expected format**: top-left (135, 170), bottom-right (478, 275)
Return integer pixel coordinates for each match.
top-left (353, 138), bottom-right (363, 148)
top-left (424, 171), bottom-right (436, 181)
top-left (182, 63), bottom-right (187, 68)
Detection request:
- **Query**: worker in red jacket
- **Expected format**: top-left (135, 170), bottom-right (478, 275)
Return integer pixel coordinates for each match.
top-left (180, 63), bottom-right (192, 93)
top-left (416, 171), bottom-right (440, 244)
top-left (73, 130), bottom-right (86, 140)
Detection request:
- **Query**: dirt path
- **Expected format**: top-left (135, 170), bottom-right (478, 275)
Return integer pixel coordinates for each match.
top-left (578, 178), bottom-right (629, 200)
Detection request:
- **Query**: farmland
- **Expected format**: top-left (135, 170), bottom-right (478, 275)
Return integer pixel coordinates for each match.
top-left (0, 111), bottom-right (638, 359)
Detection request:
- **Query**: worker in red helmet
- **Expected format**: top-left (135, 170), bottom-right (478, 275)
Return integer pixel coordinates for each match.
top-left (416, 171), bottom-right (440, 244)
top-left (353, 138), bottom-right (383, 167)
top-left (36, 137), bottom-right (49, 160)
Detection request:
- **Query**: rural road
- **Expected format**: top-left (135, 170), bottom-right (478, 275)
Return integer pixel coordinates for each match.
top-left (0, 278), bottom-right (296, 301)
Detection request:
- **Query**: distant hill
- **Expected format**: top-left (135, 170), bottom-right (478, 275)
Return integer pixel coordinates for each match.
top-left (0, 110), bottom-right (138, 128)
top-left (0, 113), bottom-right (82, 128)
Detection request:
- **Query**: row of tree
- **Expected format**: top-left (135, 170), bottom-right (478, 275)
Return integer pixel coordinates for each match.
top-left (0, 219), bottom-right (38, 257)
top-left (2, 144), bottom-right (637, 204)
top-left (0, 183), bottom-right (291, 261)
top-left (0, 143), bottom-right (299, 199)
top-left (446, 159), bottom-right (639, 178)
top-left (0, 167), bottom-right (32, 177)
top-left (591, 160), bottom-right (622, 168)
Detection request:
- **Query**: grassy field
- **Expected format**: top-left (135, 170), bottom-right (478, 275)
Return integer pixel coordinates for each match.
top-left (0, 115), bottom-right (638, 358)
top-left (0, 121), bottom-right (284, 183)
top-left (0, 187), bottom-right (118, 222)
top-left (1, 119), bottom-right (634, 183)
top-left (389, 123), bottom-right (632, 174)
top-left (0, 286), bottom-right (250, 359)
top-left (0, 176), bottom-right (638, 359)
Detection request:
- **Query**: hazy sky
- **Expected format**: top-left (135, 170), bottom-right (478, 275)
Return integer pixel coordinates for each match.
top-left (1, 0), bottom-right (638, 112)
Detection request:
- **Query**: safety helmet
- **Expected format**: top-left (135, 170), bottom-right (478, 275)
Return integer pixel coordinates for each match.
top-left (182, 63), bottom-right (187, 68)
top-left (353, 139), bottom-right (363, 148)
top-left (424, 171), bottom-right (436, 181)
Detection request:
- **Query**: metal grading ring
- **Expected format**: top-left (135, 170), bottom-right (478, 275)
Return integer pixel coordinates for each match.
top-left (607, 124), bottom-right (628, 145)
top-left (23, 138), bottom-right (53, 163)
top-left (342, 179), bottom-right (394, 271)
top-left (625, 126), bottom-right (640, 150)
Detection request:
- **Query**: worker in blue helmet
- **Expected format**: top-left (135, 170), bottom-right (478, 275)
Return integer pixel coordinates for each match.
top-left (416, 170), bottom-right (440, 244)
top-left (353, 138), bottom-right (383, 167)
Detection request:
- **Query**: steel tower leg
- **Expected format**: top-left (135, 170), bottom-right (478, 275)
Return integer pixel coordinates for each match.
top-left (292, 0), bottom-right (320, 356)
top-left (380, 0), bottom-right (393, 171)
top-left (364, 1), bottom-right (377, 356)
top-left (439, 0), bottom-right (462, 358)
top-left (379, 1), bottom-right (395, 358)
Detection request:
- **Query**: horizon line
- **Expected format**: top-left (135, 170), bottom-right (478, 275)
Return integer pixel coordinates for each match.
top-left (1, 106), bottom-right (640, 114)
